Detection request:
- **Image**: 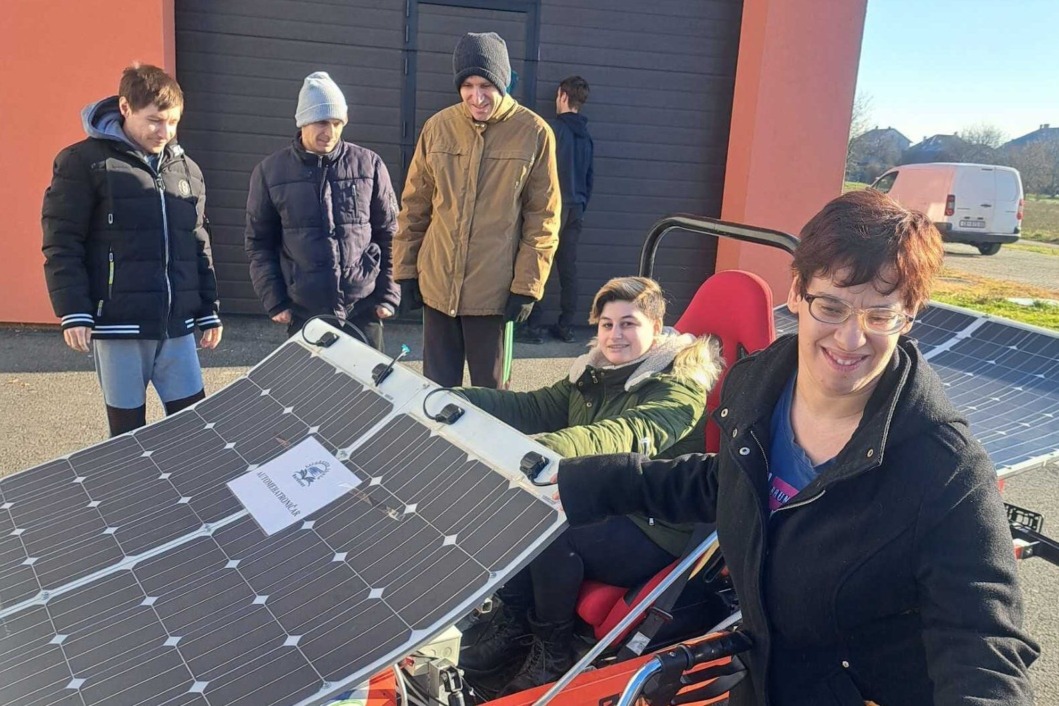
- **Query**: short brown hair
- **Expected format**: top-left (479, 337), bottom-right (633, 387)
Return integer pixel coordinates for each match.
top-left (558, 76), bottom-right (589, 110)
top-left (589, 276), bottom-right (666, 324)
top-left (792, 189), bottom-right (943, 311)
top-left (119, 63), bottom-right (184, 111)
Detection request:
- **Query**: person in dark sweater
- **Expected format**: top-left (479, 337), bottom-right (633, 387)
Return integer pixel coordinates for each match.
top-left (519, 76), bottom-right (594, 344)
top-left (245, 72), bottom-right (400, 348)
top-left (558, 190), bottom-right (1039, 705)
top-left (42, 64), bottom-right (222, 437)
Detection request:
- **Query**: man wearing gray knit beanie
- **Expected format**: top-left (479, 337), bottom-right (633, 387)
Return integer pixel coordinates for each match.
top-left (245, 71), bottom-right (400, 350)
top-left (394, 32), bottom-right (561, 389)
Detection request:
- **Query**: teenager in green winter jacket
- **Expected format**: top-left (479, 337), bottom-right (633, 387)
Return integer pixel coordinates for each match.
top-left (457, 276), bottom-right (723, 692)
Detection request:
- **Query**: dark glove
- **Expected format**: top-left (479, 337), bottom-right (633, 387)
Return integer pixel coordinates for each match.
top-left (503, 293), bottom-right (536, 324)
top-left (398, 279), bottom-right (423, 313)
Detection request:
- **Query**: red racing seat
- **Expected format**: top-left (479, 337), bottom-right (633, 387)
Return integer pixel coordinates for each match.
top-left (576, 270), bottom-right (776, 642)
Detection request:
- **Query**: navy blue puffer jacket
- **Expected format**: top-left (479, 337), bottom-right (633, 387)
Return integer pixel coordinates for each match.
top-left (245, 138), bottom-right (400, 319)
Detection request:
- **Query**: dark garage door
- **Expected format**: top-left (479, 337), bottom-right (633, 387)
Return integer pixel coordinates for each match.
top-left (175, 0), bottom-right (741, 319)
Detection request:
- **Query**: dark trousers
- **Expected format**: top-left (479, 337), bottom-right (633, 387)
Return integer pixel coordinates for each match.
top-left (287, 301), bottom-right (384, 351)
top-left (422, 305), bottom-right (504, 388)
top-left (500, 515), bottom-right (676, 624)
top-left (528, 204), bottom-right (585, 329)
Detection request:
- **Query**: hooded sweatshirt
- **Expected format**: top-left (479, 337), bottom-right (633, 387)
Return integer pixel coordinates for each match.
top-left (550, 112), bottom-right (594, 209)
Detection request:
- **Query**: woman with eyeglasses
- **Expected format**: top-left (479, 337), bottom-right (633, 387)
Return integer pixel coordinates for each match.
top-left (557, 189), bottom-right (1038, 706)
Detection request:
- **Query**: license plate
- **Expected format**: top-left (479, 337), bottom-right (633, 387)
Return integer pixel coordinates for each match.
top-left (959, 220), bottom-right (986, 228)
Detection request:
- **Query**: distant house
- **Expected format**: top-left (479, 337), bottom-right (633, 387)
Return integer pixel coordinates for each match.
top-left (900, 134), bottom-right (973, 164)
top-left (847, 127), bottom-right (911, 182)
top-left (1002, 124), bottom-right (1059, 150)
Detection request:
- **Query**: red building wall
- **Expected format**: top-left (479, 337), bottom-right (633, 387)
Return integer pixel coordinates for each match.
top-left (719, 0), bottom-right (870, 300)
top-left (0, 0), bottom-right (174, 324)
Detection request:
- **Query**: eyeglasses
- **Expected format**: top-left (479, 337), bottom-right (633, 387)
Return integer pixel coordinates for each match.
top-left (803, 293), bottom-right (913, 335)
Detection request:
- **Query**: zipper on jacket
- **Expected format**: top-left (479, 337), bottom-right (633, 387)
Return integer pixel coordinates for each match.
top-left (155, 175), bottom-right (173, 338)
top-left (740, 428), bottom-right (775, 702)
top-left (772, 488), bottom-right (827, 514)
top-left (107, 249), bottom-right (115, 299)
top-left (96, 300), bottom-right (104, 318)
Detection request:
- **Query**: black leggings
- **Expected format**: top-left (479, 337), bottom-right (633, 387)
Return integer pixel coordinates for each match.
top-left (501, 515), bottom-right (677, 624)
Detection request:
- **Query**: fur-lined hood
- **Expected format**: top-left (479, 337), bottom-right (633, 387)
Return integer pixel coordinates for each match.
top-left (568, 327), bottom-right (724, 393)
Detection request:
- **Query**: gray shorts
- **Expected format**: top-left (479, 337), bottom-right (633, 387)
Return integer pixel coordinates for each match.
top-left (93, 335), bottom-right (204, 409)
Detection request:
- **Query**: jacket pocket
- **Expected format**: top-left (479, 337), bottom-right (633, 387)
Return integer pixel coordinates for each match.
top-left (354, 242), bottom-right (381, 282)
top-left (482, 150), bottom-right (532, 200)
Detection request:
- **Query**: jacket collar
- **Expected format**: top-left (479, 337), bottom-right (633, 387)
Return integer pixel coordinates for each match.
top-left (713, 334), bottom-right (941, 483)
top-left (567, 328), bottom-right (699, 392)
top-left (291, 133), bottom-right (344, 165)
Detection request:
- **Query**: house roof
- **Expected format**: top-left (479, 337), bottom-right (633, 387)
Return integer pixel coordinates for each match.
top-left (1003, 125), bottom-right (1059, 149)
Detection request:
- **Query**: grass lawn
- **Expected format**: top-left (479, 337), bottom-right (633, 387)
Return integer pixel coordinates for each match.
top-left (933, 268), bottom-right (1059, 332)
top-left (1022, 197), bottom-right (1059, 245)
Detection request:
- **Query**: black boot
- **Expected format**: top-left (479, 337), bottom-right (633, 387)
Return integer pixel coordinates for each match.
top-left (460, 602), bottom-right (532, 674)
top-left (105, 404), bottom-right (147, 437)
top-left (164, 388), bottom-right (205, 416)
top-left (500, 613), bottom-right (575, 694)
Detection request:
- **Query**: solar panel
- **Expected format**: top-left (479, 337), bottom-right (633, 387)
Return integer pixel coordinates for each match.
top-left (0, 321), bottom-right (565, 706)
top-left (773, 302), bottom-right (1059, 477)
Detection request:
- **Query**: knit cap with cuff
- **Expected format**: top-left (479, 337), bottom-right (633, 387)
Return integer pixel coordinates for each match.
top-left (452, 32), bottom-right (511, 96)
top-left (295, 71), bottom-right (348, 127)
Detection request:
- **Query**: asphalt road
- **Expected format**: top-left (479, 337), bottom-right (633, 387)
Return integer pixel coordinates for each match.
top-left (1, 315), bottom-right (1056, 701)
top-left (943, 241), bottom-right (1059, 293)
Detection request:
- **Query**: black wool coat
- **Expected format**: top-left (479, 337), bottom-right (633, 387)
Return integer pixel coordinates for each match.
top-left (559, 335), bottom-right (1038, 706)
top-left (42, 139), bottom-right (220, 339)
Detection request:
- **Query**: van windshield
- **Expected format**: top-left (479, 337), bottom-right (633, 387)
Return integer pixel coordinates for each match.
top-left (871, 172), bottom-right (897, 194)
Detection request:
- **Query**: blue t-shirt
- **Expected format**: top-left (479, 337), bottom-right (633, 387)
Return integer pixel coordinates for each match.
top-left (767, 376), bottom-right (833, 511)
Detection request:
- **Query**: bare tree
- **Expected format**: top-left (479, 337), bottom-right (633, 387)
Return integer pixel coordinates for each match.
top-left (849, 93), bottom-right (874, 141)
top-left (956, 123), bottom-right (1007, 164)
top-left (845, 93), bottom-right (874, 180)
top-left (1008, 141), bottom-right (1059, 195)
top-left (960, 122), bottom-right (1007, 149)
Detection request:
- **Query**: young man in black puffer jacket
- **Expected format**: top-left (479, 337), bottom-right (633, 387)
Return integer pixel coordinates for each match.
top-left (42, 64), bottom-right (222, 437)
top-left (245, 72), bottom-right (400, 349)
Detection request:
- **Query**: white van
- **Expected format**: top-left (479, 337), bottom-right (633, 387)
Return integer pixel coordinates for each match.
top-left (870, 163), bottom-right (1023, 255)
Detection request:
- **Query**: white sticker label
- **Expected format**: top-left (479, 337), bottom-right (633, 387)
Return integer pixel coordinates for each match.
top-left (227, 437), bottom-right (361, 536)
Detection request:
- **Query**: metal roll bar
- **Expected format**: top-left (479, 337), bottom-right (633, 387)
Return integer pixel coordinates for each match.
top-left (639, 215), bottom-right (799, 279)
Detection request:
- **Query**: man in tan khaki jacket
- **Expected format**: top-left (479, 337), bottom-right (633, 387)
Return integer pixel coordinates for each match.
top-left (394, 31), bottom-right (560, 388)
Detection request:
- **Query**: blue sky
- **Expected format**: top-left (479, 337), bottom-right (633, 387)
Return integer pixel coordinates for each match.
top-left (856, 0), bottom-right (1059, 144)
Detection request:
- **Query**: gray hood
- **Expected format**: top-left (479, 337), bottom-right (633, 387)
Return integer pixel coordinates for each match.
top-left (81, 96), bottom-right (137, 149)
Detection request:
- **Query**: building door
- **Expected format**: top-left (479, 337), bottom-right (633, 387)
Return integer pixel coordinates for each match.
top-left (400, 1), bottom-right (538, 184)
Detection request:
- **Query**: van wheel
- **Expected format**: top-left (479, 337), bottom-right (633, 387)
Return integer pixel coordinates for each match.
top-left (977, 243), bottom-right (1002, 256)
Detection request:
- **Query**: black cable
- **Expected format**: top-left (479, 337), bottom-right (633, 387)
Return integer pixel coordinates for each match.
top-left (298, 313), bottom-right (369, 347)
top-left (422, 387), bottom-right (465, 424)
